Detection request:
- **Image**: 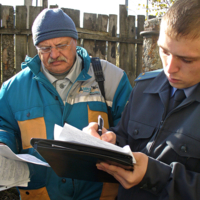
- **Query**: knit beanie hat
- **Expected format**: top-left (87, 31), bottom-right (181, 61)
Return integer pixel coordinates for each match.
top-left (32, 8), bottom-right (78, 46)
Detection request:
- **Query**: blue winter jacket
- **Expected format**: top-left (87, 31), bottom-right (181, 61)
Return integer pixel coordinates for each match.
top-left (0, 47), bottom-right (132, 200)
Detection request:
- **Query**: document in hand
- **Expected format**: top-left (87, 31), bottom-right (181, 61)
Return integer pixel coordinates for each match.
top-left (31, 123), bottom-right (135, 183)
top-left (0, 145), bottom-right (49, 191)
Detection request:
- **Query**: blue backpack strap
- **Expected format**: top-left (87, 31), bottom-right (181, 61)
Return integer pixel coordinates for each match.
top-left (135, 69), bottom-right (163, 82)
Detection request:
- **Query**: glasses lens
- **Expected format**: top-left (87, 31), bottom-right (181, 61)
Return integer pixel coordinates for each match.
top-left (57, 44), bottom-right (68, 51)
top-left (41, 47), bottom-right (51, 53)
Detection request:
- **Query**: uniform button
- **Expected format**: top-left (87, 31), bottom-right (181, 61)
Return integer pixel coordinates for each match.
top-left (134, 129), bottom-right (139, 135)
top-left (180, 145), bottom-right (187, 152)
top-left (141, 183), bottom-right (147, 189)
top-left (151, 187), bottom-right (157, 192)
top-left (59, 83), bottom-right (65, 89)
top-left (26, 191), bottom-right (29, 195)
top-left (27, 112), bottom-right (30, 117)
top-left (62, 178), bottom-right (66, 183)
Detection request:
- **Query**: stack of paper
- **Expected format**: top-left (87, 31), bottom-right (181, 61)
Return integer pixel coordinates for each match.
top-left (0, 145), bottom-right (49, 191)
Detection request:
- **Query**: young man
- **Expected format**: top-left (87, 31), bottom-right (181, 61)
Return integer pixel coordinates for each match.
top-left (84, 0), bottom-right (200, 199)
top-left (0, 8), bottom-right (132, 200)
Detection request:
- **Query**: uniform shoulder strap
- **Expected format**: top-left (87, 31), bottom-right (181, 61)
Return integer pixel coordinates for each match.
top-left (91, 57), bottom-right (114, 127)
top-left (135, 69), bottom-right (163, 82)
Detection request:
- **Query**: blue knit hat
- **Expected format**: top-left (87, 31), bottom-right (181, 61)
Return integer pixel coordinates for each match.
top-left (32, 8), bottom-right (78, 46)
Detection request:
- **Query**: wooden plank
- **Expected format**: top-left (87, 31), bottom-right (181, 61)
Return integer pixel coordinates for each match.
top-left (136, 15), bottom-right (145, 76)
top-left (28, 6), bottom-right (43, 57)
top-left (0, 28), bottom-right (143, 44)
top-left (50, 5), bottom-right (58, 8)
top-left (2, 6), bottom-right (15, 83)
top-left (119, 5), bottom-right (128, 73)
top-left (107, 15), bottom-right (117, 65)
top-left (127, 15), bottom-right (136, 86)
top-left (24, 0), bottom-right (32, 28)
top-left (0, 4), bottom-right (2, 85)
top-left (15, 6), bottom-right (27, 73)
top-left (62, 8), bottom-right (80, 46)
top-left (96, 14), bottom-right (108, 59)
top-left (42, 0), bottom-right (48, 8)
top-left (62, 8), bottom-right (80, 28)
top-left (83, 13), bottom-right (97, 57)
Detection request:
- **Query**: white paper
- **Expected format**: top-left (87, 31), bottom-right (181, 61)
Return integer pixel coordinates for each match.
top-left (0, 145), bottom-right (50, 167)
top-left (54, 123), bottom-right (136, 164)
top-left (0, 155), bottom-right (30, 191)
top-left (0, 145), bottom-right (50, 191)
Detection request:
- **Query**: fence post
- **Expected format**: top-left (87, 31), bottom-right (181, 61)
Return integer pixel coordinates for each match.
top-left (2, 6), bottom-right (15, 83)
top-left (119, 5), bottom-right (128, 75)
top-left (0, 4), bottom-right (2, 85)
top-left (28, 6), bottom-right (43, 57)
top-left (136, 15), bottom-right (145, 76)
top-left (96, 14), bottom-right (108, 59)
top-left (119, 5), bottom-right (137, 86)
top-left (127, 15), bottom-right (136, 86)
top-left (62, 8), bottom-right (80, 46)
top-left (15, 6), bottom-right (28, 72)
top-left (83, 13), bottom-right (97, 57)
top-left (107, 14), bottom-right (117, 65)
top-left (140, 17), bottom-right (162, 71)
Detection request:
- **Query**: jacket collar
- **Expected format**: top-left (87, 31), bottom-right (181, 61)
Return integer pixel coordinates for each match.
top-left (144, 71), bottom-right (169, 94)
top-left (144, 70), bottom-right (200, 103)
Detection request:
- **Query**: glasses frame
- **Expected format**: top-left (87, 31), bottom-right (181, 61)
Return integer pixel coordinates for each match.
top-left (36, 39), bottom-right (72, 54)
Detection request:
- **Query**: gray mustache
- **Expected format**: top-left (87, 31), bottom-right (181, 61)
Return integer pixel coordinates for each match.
top-left (48, 56), bottom-right (67, 64)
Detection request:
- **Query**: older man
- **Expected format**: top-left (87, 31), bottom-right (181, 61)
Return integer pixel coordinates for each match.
top-left (0, 8), bottom-right (132, 200)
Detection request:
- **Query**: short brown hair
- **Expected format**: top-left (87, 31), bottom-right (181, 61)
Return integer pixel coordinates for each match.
top-left (161, 0), bottom-right (200, 40)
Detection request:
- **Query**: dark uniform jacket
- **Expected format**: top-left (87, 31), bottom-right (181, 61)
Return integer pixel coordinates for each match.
top-left (111, 70), bottom-right (200, 200)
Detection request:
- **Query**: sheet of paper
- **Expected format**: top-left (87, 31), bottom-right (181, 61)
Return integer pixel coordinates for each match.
top-left (0, 145), bottom-right (50, 167)
top-left (54, 123), bottom-right (136, 163)
top-left (0, 155), bottom-right (30, 191)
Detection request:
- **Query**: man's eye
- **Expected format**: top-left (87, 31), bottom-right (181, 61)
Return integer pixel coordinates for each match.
top-left (41, 47), bottom-right (51, 52)
top-left (57, 44), bottom-right (67, 50)
top-left (182, 59), bottom-right (192, 64)
top-left (162, 50), bottom-right (170, 55)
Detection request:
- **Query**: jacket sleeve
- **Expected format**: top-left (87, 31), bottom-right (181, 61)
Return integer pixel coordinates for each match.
top-left (111, 72), bottom-right (132, 126)
top-left (139, 157), bottom-right (200, 200)
top-left (0, 83), bottom-right (21, 153)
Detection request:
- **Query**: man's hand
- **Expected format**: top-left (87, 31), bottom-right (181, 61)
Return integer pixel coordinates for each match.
top-left (82, 122), bottom-right (117, 144)
top-left (96, 152), bottom-right (148, 189)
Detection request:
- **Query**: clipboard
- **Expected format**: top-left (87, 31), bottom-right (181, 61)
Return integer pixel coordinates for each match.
top-left (30, 138), bottom-right (133, 183)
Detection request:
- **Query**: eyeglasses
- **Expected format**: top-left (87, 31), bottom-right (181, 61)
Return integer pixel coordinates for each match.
top-left (36, 39), bottom-right (72, 54)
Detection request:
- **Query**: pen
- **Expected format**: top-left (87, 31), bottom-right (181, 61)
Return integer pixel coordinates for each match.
top-left (98, 115), bottom-right (104, 136)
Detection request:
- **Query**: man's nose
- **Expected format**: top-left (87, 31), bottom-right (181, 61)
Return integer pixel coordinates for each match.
top-left (50, 47), bottom-right (60, 59)
top-left (166, 55), bottom-right (180, 73)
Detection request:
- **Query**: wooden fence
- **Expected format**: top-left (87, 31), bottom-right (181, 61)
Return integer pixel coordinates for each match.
top-left (0, 3), bottom-right (145, 86)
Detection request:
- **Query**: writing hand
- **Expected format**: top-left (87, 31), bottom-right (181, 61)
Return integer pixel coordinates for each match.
top-left (82, 122), bottom-right (116, 144)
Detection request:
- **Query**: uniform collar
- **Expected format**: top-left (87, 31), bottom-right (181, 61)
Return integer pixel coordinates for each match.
top-left (144, 71), bottom-right (200, 103)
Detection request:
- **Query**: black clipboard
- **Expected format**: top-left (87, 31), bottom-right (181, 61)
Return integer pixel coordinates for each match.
top-left (30, 138), bottom-right (133, 183)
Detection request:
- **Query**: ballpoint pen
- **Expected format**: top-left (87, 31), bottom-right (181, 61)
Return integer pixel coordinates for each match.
top-left (98, 115), bottom-right (104, 136)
